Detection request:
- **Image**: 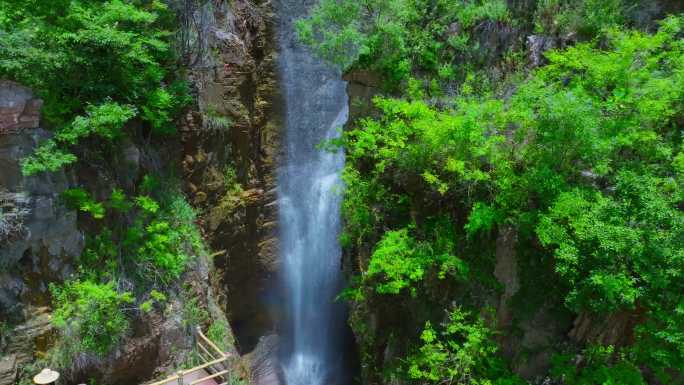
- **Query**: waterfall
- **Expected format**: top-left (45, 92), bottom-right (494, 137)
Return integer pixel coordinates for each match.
top-left (275, 1), bottom-right (351, 385)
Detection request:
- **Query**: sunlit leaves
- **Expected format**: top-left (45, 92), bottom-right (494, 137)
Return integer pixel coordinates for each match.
top-left (51, 280), bottom-right (133, 356)
top-left (0, 0), bottom-right (188, 175)
top-left (337, 15), bottom-right (684, 378)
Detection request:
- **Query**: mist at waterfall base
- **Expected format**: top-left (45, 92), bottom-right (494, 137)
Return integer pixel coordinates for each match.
top-left (275, 1), bottom-right (358, 385)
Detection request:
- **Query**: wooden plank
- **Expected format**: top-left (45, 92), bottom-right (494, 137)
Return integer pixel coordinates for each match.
top-left (147, 374), bottom-right (180, 385)
top-left (189, 370), bottom-right (229, 385)
top-left (181, 357), bottom-right (229, 376)
top-left (196, 326), bottom-right (226, 358)
top-left (197, 341), bottom-right (218, 361)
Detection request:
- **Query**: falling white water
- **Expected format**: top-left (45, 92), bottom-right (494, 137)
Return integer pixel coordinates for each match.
top-left (275, 1), bottom-right (350, 385)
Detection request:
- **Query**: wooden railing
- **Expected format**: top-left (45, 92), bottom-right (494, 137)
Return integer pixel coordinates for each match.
top-left (146, 326), bottom-right (232, 385)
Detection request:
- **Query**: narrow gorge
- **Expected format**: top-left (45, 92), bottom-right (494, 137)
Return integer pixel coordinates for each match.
top-left (2, 1), bottom-right (684, 385)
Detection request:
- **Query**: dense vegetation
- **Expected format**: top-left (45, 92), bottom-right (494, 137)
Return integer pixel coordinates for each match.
top-left (49, 181), bottom-right (202, 362)
top-left (302, 0), bottom-right (684, 384)
top-left (0, 1), bottom-right (218, 382)
top-left (3, 0), bottom-right (684, 384)
top-left (0, 0), bottom-right (189, 175)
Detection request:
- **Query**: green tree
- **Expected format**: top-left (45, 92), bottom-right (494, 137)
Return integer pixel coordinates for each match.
top-left (0, 0), bottom-right (190, 175)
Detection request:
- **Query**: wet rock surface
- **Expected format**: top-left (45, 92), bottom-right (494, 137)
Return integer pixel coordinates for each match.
top-left (245, 334), bottom-right (285, 385)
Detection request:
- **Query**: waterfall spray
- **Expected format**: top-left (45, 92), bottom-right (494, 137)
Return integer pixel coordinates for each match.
top-left (275, 1), bottom-right (351, 384)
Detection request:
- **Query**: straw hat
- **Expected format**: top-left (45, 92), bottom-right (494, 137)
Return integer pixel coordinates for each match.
top-left (33, 368), bottom-right (60, 384)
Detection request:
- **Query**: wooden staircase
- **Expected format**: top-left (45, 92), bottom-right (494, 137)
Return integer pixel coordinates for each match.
top-left (146, 327), bottom-right (233, 385)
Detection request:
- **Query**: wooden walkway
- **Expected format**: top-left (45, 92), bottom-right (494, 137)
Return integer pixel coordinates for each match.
top-left (155, 369), bottom-right (219, 385)
top-left (146, 327), bottom-right (232, 385)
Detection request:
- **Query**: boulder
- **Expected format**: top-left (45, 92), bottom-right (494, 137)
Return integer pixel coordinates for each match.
top-left (245, 334), bottom-right (284, 385)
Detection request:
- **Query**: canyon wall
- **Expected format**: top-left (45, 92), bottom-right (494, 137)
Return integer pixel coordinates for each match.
top-left (177, 0), bottom-right (280, 354)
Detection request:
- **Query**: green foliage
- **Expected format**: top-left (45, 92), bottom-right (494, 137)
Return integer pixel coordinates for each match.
top-left (135, 220), bottom-right (188, 285)
top-left (73, 185), bottom-right (197, 287)
top-left (48, 183), bottom-right (206, 368)
top-left (140, 289), bottom-right (166, 313)
top-left (334, 16), bottom-right (684, 379)
top-left (464, 202), bottom-right (498, 238)
top-left (229, 374), bottom-right (248, 385)
top-left (136, 195), bottom-right (160, 214)
top-left (551, 346), bottom-right (646, 385)
top-left (215, 164), bottom-right (245, 215)
top-left (20, 140), bottom-right (77, 176)
top-left (109, 188), bottom-right (132, 212)
top-left (203, 108), bottom-right (233, 131)
top-left (128, 194), bottom-right (193, 285)
top-left (51, 279), bottom-right (133, 356)
top-left (405, 308), bottom-right (522, 385)
top-left (55, 102), bottom-right (136, 144)
top-left (367, 229), bottom-right (423, 295)
top-left (161, 191), bottom-right (204, 252)
top-left (366, 227), bottom-right (467, 295)
top-left (223, 165), bottom-right (243, 195)
top-left (0, 0), bottom-right (189, 175)
top-left (182, 295), bottom-right (209, 327)
top-left (297, 0), bottom-right (511, 86)
top-left (207, 319), bottom-right (233, 352)
top-left (62, 188), bottom-right (106, 219)
top-left (534, 0), bottom-right (625, 37)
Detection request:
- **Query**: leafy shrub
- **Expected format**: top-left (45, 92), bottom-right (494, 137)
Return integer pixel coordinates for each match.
top-left (67, 186), bottom-right (195, 287)
top-left (140, 289), bottom-right (167, 313)
top-left (551, 346), bottom-right (646, 385)
top-left (182, 295), bottom-right (209, 327)
top-left (405, 308), bottom-right (522, 384)
top-left (135, 220), bottom-right (188, 285)
top-left (203, 108), bottom-right (233, 131)
top-left (50, 184), bottom-right (205, 367)
top-left (534, 0), bottom-right (625, 37)
top-left (62, 188), bottom-right (106, 219)
top-left (297, 0), bottom-right (511, 86)
top-left (20, 140), bottom-right (78, 176)
top-left (51, 280), bottom-right (133, 356)
top-left (366, 227), bottom-right (467, 295)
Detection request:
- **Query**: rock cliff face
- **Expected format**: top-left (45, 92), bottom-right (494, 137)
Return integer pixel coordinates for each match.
top-left (0, 81), bottom-right (82, 324)
top-left (0, 80), bottom-right (201, 385)
top-left (177, 0), bottom-right (279, 353)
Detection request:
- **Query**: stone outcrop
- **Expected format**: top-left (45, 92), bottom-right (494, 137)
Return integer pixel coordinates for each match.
top-left (178, 0), bottom-right (280, 353)
top-left (569, 309), bottom-right (643, 348)
top-left (0, 81), bottom-right (83, 324)
top-left (244, 334), bottom-right (284, 385)
top-left (1, 0), bottom-right (272, 382)
top-left (0, 81), bottom-right (41, 133)
top-left (0, 307), bottom-right (54, 385)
